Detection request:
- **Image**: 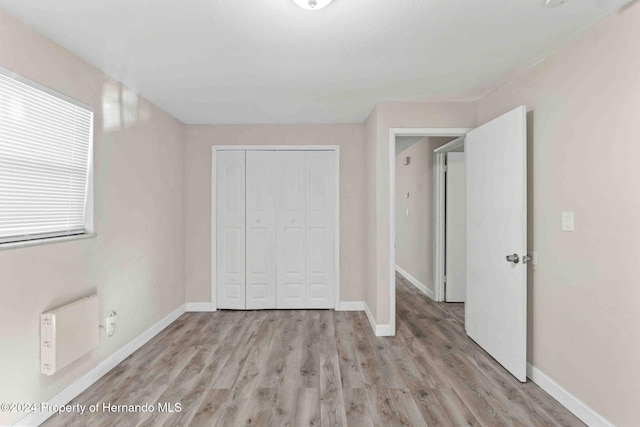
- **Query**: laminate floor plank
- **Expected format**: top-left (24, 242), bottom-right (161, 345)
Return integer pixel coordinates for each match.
top-left (295, 388), bottom-right (321, 427)
top-left (258, 311), bottom-right (303, 389)
top-left (215, 311), bottom-right (278, 426)
top-left (265, 311), bottom-right (306, 427)
top-left (349, 311), bottom-right (407, 426)
top-left (211, 311), bottom-right (268, 389)
top-left (189, 388), bottom-right (230, 426)
top-left (333, 311), bottom-right (365, 389)
top-left (43, 278), bottom-right (584, 427)
top-left (318, 311), bottom-right (348, 427)
top-left (299, 311), bottom-right (321, 389)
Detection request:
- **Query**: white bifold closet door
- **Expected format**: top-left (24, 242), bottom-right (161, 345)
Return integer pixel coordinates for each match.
top-left (246, 151), bottom-right (277, 309)
top-left (216, 149), bottom-right (335, 310)
top-left (276, 151), bottom-right (307, 308)
top-left (305, 151), bottom-right (335, 308)
top-left (216, 150), bottom-right (246, 310)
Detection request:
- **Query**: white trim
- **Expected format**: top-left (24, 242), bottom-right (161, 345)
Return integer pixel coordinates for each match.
top-left (395, 265), bottom-right (435, 301)
top-left (211, 145), bottom-right (341, 311)
top-left (433, 152), bottom-right (446, 302)
top-left (15, 304), bottom-right (186, 427)
top-left (212, 145), bottom-right (337, 151)
top-left (0, 233), bottom-right (97, 252)
top-left (364, 303), bottom-right (393, 337)
top-left (389, 128), bottom-right (472, 336)
top-left (364, 302), bottom-right (375, 332)
top-left (335, 301), bottom-right (365, 311)
top-left (0, 65), bottom-right (93, 111)
top-left (334, 148), bottom-right (341, 311)
top-left (374, 324), bottom-right (394, 336)
top-left (186, 302), bottom-right (216, 312)
top-left (527, 364), bottom-right (614, 427)
top-left (389, 128), bottom-right (471, 137)
top-left (211, 148), bottom-right (218, 313)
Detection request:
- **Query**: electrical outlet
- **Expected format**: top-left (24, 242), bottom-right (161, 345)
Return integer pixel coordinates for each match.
top-left (106, 310), bottom-right (117, 337)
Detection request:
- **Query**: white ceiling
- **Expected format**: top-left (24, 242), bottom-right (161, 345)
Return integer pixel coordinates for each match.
top-left (0, 0), bottom-right (633, 124)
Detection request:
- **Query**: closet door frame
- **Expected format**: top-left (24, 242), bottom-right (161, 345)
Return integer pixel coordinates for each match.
top-left (211, 145), bottom-right (340, 311)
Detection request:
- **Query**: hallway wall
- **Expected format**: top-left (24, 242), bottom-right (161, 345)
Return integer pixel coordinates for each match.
top-left (395, 137), bottom-right (452, 294)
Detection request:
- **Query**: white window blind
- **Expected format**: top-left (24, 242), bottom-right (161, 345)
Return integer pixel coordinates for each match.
top-left (0, 69), bottom-right (93, 245)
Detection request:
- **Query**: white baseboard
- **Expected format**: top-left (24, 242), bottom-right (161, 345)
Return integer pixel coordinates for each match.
top-left (15, 304), bottom-right (187, 427)
top-left (527, 363), bottom-right (613, 427)
top-left (335, 301), bottom-right (365, 311)
top-left (364, 303), bottom-right (393, 337)
top-left (395, 265), bottom-right (435, 300)
top-left (186, 302), bottom-right (216, 312)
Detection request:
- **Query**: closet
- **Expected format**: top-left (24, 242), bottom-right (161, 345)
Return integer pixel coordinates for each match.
top-left (216, 149), bottom-right (336, 310)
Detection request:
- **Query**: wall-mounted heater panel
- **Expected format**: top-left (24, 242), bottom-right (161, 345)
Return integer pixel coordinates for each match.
top-left (41, 295), bottom-right (99, 376)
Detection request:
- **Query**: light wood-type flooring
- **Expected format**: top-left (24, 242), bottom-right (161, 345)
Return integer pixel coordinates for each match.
top-left (44, 275), bottom-right (583, 426)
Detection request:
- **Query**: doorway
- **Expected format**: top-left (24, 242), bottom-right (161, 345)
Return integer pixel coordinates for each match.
top-left (394, 135), bottom-right (460, 302)
top-left (389, 128), bottom-right (471, 336)
top-left (390, 106), bottom-right (528, 382)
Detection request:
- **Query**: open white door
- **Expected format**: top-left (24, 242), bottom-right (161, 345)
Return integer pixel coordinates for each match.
top-left (465, 106), bottom-right (527, 382)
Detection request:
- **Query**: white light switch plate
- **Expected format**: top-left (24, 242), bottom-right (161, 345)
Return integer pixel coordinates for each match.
top-left (562, 212), bottom-right (574, 232)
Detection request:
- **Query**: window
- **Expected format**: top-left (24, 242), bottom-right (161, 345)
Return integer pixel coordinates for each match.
top-left (0, 67), bottom-right (93, 245)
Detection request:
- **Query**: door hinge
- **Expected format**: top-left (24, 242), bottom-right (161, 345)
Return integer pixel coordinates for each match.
top-left (443, 275), bottom-right (447, 284)
top-left (443, 165), bottom-right (448, 173)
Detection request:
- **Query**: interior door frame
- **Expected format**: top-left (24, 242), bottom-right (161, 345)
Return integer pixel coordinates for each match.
top-left (211, 145), bottom-right (341, 311)
top-left (433, 136), bottom-right (466, 302)
top-left (389, 129), bottom-right (471, 335)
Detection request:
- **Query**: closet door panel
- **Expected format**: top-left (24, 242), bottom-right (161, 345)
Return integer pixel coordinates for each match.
top-left (306, 151), bottom-right (335, 308)
top-left (216, 151), bottom-right (246, 309)
top-left (276, 151), bottom-right (307, 309)
top-left (246, 151), bottom-right (277, 309)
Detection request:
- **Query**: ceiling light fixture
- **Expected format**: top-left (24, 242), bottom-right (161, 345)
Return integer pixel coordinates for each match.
top-left (292, 0), bottom-right (333, 10)
top-left (545, 0), bottom-right (567, 7)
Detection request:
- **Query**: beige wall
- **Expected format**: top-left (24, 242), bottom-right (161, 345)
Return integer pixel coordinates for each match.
top-left (368, 102), bottom-right (477, 325)
top-left (395, 137), bottom-right (451, 292)
top-left (184, 125), bottom-right (367, 304)
top-left (0, 11), bottom-right (186, 425)
top-left (476, 3), bottom-right (640, 425)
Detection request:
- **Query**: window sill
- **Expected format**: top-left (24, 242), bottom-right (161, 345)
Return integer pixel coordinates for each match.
top-left (0, 233), bottom-right (97, 252)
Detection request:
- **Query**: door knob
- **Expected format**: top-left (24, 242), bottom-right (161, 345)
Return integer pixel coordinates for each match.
top-left (506, 254), bottom-right (520, 264)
